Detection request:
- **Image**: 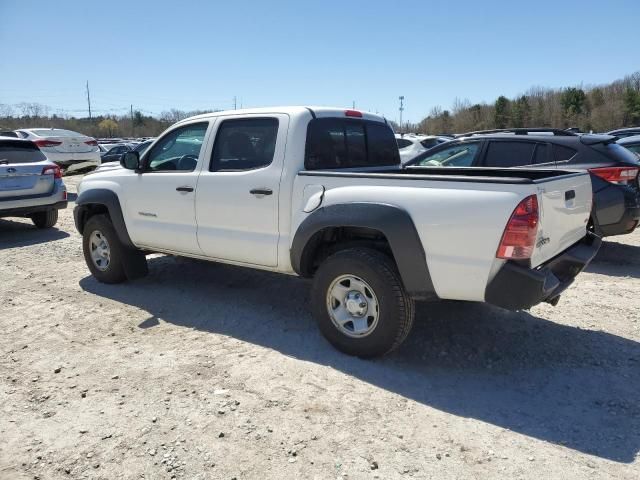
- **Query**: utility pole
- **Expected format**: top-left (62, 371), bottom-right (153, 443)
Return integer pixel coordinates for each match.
top-left (233, 96), bottom-right (237, 110)
top-left (86, 81), bottom-right (92, 120)
top-left (398, 96), bottom-right (404, 133)
top-left (352, 100), bottom-right (355, 109)
top-left (130, 104), bottom-right (134, 137)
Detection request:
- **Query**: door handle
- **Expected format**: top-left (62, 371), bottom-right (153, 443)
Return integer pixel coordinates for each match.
top-left (250, 188), bottom-right (273, 196)
top-left (176, 186), bottom-right (194, 192)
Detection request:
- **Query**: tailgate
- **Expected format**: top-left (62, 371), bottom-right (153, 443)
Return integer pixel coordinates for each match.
top-left (531, 172), bottom-right (592, 267)
top-left (0, 164), bottom-right (53, 199)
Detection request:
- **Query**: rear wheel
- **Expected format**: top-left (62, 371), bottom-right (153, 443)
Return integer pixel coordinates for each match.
top-left (82, 214), bottom-right (127, 284)
top-left (311, 248), bottom-right (415, 358)
top-left (30, 209), bottom-right (58, 229)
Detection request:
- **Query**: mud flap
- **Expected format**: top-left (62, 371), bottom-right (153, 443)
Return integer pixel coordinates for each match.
top-left (122, 248), bottom-right (148, 280)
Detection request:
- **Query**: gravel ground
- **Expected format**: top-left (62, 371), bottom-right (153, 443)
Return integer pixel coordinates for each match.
top-left (1, 175), bottom-right (639, 480)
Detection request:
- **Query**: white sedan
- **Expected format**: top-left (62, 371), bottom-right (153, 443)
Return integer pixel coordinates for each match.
top-left (15, 128), bottom-right (101, 171)
top-left (395, 133), bottom-right (449, 164)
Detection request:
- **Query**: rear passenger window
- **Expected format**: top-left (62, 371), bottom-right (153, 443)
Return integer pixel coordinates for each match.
top-left (532, 144), bottom-right (550, 164)
top-left (484, 141), bottom-right (536, 167)
top-left (553, 144), bottom-right (577, 162)
top-left (397, 138), bottom-right (413, 148)
top-left (305, 118), bottom-right (400, 169)
top-left (210, 118), bottom-right (279, 171)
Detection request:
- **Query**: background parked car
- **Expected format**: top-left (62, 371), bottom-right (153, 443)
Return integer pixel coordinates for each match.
top-left (405, 128), bottom-right (640, 237)
top-left (0, 129), bottom-right (18, 138)
top-left (618, 135), bottom-right (640, 157)
top-left (395, 133), bottom-right (449, 164)
top-left (132, 138), bottom-right (155, 156)
top-left (0, 136), bottom-right (67, 228)
top-left (99, 143), bottom-right (132, 163)
top-left (607, 127), bottom-right (640, 138)
top-left (15, 128), bottom-right (100, 172)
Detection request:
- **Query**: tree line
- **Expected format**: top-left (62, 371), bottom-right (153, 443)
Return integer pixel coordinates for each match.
top-left (412, 71), bottom-right (640, 135)
top-left (0, 104), bottom-right (218, 139)
top-left (2, 71), bottom-right (640, 138)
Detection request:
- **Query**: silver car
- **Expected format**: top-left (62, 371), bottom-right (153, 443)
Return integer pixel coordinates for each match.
top-left (0, 137), bottom-right (67, 228)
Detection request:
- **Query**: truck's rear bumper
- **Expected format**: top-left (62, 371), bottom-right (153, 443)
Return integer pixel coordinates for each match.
top-left (485, 232), bottom-right (601, 310)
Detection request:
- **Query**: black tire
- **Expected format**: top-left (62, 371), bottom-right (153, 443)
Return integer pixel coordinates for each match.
top-left (311, 248), bottom-right (415, 358)
top-left (30, 209), bottom-right (58, 229)
top-left (82, 214), bottom-right (127, 284)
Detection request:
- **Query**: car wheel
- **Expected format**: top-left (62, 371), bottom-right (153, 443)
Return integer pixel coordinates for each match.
top-left (30, 209), bottom-right (58, 229)
top-left (311, 248), bottom-right (415, 358)
top-left (82, 214), bottom-right (127, 284)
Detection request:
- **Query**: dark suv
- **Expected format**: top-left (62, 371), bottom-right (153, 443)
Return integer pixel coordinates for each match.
top-left (405, 128), bottom-right (640, 237)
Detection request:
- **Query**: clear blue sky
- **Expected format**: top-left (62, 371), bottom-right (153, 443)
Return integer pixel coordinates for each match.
top-left (1, 0), bottom-right (638, 123)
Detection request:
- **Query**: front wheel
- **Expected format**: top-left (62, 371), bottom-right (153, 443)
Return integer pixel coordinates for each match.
top-left (311, 248), bottom-right (415, 358)
top-left (82, 214), bottom-right (127, 284)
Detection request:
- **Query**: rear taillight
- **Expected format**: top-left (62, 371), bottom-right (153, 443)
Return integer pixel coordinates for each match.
top-left (42, 165), bottom-right (62, 179)
top-left (497, 194), bottom-right (539, 260)
top-left (85, 139), bottom-right (98, 146)
top-left (588, 166), bottom-right (639, 184)
top-left (34, 139), bottom-right (62, 148)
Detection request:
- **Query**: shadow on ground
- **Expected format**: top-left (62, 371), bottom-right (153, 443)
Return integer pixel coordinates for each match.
top-left (0, 219), bottom-right (69, 249)
top-left (586, 239), bottom-right (640, 278)
top-left (80, 253), bottom-right (640, 463)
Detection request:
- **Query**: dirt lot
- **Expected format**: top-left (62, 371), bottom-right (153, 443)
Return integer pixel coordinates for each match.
top-left (1, 175), bottom-right (639, 480)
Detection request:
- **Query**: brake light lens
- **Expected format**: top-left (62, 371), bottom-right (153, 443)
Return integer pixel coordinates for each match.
top-left (34, 139), bottom-right (62, 148)
top-left (85, 139), bottom-right (98, 146)
top-left (497, 195), bottom-right (539, 260)
top-left (42, 165), bottom-right (62, 179)
top-left (588, 166), bottom-right (639, 184)
top-left (345, 109), bottom-right (363, 118)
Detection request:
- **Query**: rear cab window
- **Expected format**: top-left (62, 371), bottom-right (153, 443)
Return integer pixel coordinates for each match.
top-left (0, 140), bottom-right (47, 164)
top-left (305, 118), bottom-right (400, 170)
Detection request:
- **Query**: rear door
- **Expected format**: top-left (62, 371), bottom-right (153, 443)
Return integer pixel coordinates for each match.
top-left (0, 141), bottom-right (53, 199)
top-left (195, 114), bottom-right (288, 267)
top-left (480, 139), bottom-right (555, 168)
top-left (531, 173), bottom-right (593, 267)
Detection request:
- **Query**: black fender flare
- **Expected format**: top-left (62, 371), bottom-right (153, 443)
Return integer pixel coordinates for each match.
top-left (290, 202), bottom-right (436, 300)
top-left (74, 188), bottom-right (136, 249)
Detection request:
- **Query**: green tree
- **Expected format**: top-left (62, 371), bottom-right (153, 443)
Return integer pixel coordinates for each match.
top-left (133, 110), bottom-right (145, 127)
top-left (560, 87), bottom-right (586, 116)
top-left (494, 96), bottom-right (510, 128)
top-left (511, 96), bottom-right (531, 128)
top-left (623, 87), bottom-right (640, 125)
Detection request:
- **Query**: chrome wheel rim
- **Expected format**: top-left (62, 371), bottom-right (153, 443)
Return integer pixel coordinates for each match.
top-left (89, 230), bottom-right (111, 271)
top-left (326, 274), bottom-right (379, 338)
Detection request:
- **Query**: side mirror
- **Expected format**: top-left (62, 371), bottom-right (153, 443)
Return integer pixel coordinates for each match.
top-left (121, 151), bottom-right (141, 171)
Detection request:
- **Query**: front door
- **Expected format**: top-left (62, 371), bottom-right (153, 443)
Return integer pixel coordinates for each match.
top-left (120, 121), bottom-right (210, 254)
top-left (195, 114), bottom-right (288, 267)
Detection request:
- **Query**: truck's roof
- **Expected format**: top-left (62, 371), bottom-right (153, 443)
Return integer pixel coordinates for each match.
top-left (178, 106), bottom-right (388, 125)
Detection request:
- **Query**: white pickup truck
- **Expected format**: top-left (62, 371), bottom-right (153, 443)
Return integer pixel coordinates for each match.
top-left (74, 107), bottom-right (600, 357)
